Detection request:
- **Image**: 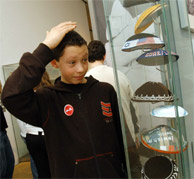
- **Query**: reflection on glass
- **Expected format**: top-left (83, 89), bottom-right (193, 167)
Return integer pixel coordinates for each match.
top-left (151, 105), bottom-right (188, 118)
top-left (141, 125), bottom-right (188, 154)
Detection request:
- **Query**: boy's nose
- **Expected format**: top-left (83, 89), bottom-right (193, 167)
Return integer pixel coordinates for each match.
top-left (76, 63), bottom-right (85, 72)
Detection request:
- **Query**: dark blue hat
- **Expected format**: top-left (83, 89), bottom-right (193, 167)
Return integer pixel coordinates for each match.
top-left (136, 49), bottom-right (179, 66)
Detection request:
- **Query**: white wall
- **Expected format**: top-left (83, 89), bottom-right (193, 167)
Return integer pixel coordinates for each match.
top-left (0, 0), bottom-right (90, 164)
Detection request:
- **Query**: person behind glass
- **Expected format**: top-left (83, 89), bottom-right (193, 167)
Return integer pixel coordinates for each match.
top-left (85, 40), bottom-right (142, 178)
top-left (17, 71), bottom-right (52, 179)
top-left (1, 21), bottom-right (127, 178)
top-left (0, 81), bottom-right (15, 178)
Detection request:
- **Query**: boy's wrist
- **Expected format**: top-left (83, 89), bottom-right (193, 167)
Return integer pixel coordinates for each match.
top-left (33, 43), bottom-right (55, 65)
top-left (42, 40), bottom-right (54, 50)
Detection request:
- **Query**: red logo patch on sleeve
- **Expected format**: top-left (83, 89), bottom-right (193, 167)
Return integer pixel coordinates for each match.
top-left (100, 101), bottom-right (113, 118)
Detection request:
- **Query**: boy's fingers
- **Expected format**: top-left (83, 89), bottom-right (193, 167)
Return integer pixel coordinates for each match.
top-left (63, 24), bottom-right (77, 31)
top-left (60, 24), bottom-right (77, 32)
top-left (49, 24), bottom-right (76, 35)
top-left (58, 21), bottom-right (77, 28)
top-left (60, 25), bottom-right (77, 35)
top-left (53, 23), bottom-right (77, 33)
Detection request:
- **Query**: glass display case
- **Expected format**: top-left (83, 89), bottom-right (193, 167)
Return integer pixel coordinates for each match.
top-left (101, 0), bottom-right (194, 178)
top-left (2, 63), bottom-right (60, 160)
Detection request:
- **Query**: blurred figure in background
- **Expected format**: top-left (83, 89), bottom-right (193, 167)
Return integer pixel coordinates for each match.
top-left (187, 0), bottom-right (194, 15)
top-left (0, 80), bottom-right (15, 178)
top-left (17, 71), bottom-right (52, 178)
top-left (86, 40), bottom-right (142, 178)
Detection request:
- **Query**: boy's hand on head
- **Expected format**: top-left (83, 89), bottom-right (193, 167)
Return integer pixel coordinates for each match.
top-left (42, 21), bottom-right (77, 49)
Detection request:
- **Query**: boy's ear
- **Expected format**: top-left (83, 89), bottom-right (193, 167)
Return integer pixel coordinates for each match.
top-left (50, 60), bottom-right (59, 68)
top-left (103, 54), bottom-right (106, 61)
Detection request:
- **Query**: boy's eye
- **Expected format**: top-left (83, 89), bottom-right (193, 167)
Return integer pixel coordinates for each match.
top-left (83, 59), bottom-right (88, 62)
top-left (69, 61), bottom-right (75, 65)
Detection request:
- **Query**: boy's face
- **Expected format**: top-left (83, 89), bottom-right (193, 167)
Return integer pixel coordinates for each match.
top-left (56, 45), bottom-right (88, 84)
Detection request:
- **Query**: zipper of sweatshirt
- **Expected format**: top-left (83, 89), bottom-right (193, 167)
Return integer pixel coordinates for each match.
top-left (77, 93), bottom-right (81, 100)
top-left (77, 92), bottom-right (102, 178)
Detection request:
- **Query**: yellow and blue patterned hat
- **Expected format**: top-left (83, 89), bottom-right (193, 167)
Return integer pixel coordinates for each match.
top-left (135, 4), bottom-right (167, 34)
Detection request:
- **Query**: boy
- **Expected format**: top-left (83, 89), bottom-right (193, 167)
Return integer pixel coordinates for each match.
top-left (1, 21), bottom-right (126, 178)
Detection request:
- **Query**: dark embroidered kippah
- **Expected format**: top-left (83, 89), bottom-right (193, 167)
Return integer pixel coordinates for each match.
top-left (142, 156), bottom-right (178, 179)
top-left (132, 81), bottom-right (174, 102)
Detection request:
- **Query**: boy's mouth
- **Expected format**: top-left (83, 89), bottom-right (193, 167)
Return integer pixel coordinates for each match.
top-left (74, 75), bottom-right (84, 80)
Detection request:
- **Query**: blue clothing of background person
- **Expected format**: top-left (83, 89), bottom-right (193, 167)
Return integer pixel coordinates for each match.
top-left (20, 134), bottom-right (38, 179)
top-left (0, 105), bottom-right (15, 178)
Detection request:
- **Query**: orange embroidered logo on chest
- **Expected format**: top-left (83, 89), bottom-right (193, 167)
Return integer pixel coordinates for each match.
top-left (101, 101), bottom-right (113, 123)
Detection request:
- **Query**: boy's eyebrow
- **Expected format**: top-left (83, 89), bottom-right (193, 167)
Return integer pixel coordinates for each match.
top-left (65, 54), bottom-right (88, 61)
top-left (83, 53), bottom-right (88, 58)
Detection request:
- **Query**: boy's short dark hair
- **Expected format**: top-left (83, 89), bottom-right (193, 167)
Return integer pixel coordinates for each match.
top-left (88, 40), bottom-right (106, 63)
top-left (52, 30), bottom-right (87, 61)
